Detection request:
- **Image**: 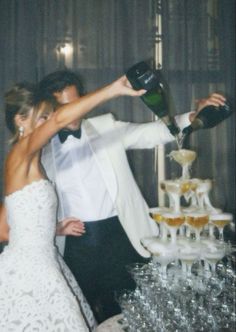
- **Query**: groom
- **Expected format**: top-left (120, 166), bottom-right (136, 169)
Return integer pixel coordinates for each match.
top-left (39, 70), bottom-right (225, 323)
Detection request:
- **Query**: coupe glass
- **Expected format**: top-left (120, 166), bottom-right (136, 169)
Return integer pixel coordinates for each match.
top-left (195, 179), bottom-right (222, 213)
top-left (126, 262), bottom-right (150, 286)
top-left (162, 212), bottom-right (185, 245)
top-left (182, 178), bottom-right (201, 213)
top-left (152, 250), bottom-right (176, 279)
top-left (169, 149), bottom-right (197, 179)
top-left (203, 243), bottom-right (227, 275)
top-left (179, 250), bottom-right (199, 278)
top-left (185, 212), bottom-right (209, 241)
top-left (209, 213), bottom-right (233, 241)
top-left (160, 180), bottom-right (175, 210)
top-left (149, 207), bottom-right (170, 241)
top-left (164, 179), bottom-right (192, 213)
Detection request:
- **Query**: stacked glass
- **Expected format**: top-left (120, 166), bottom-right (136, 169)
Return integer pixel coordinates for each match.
top-left (116, 243), bottom-right (236, 332)
top-left (115, 149), bottom-right (235, 331)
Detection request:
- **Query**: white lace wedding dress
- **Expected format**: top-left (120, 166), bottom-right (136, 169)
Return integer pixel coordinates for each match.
top-left (0, 179), bottom-right (96, 331)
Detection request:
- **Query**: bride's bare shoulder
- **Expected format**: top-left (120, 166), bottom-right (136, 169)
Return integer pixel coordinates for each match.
top-left (7, 136), bottom-right (31, 161)
top-left (5, 141), bottom-right (31, 185)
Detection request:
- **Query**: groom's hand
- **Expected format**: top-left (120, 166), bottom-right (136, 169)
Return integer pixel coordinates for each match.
top-left (56, 217), bottom-right (85, 236)
top-left (189, 93), bottom-right (226, 122)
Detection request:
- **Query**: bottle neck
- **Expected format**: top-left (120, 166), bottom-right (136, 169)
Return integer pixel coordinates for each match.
top-left (183, 117), bottom-right (204, 135)
top-left (161, 115), bottom-right (180, 136)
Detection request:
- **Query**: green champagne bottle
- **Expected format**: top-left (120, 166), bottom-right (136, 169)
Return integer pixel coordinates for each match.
top-left (126, 61), bottom-right (180, 137)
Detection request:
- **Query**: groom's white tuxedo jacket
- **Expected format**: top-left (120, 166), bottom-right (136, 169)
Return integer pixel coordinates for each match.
top-left (41, 112), bottom-right (191, 257)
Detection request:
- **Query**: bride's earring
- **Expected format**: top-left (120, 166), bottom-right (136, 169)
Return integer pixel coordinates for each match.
top-left (18, 126), bottom-right (24, 137)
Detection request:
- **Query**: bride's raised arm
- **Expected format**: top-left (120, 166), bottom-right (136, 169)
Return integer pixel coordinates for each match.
top-left (24, 75), bottom-right (146, 156)
top-left (0, 203), bottom-right (8, 243)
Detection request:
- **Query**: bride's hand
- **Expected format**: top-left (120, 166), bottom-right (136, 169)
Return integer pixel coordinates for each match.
top-left (111, 75), bottom-right (147, 97)
top-left (56, 217), bottom-right (85, 236)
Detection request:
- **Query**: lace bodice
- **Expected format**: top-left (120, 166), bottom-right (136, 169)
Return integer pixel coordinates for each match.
top-left (5, 179), bottom-right (57, 250)
top-left (0, 179), bottom-right (90, 331)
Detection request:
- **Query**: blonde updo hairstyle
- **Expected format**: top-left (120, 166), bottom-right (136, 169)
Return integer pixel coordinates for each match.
top-left (4, 82), bottom-right (55, 144)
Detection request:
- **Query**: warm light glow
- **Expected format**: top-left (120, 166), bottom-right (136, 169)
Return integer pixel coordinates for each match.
top-left (58, 43), bottom-right (73, 56)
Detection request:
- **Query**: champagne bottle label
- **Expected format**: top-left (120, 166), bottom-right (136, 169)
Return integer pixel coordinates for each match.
top-left (134, 70), bottom-right (159, 90)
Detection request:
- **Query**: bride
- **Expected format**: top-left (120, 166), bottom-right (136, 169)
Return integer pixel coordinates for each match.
top-left (0, 77), bottom-right (145, 331)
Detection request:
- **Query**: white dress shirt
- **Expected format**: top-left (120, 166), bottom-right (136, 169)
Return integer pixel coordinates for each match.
top-left (42, 113), bottom-right (192, 256)
top-left (52, 130), bottom-right (117, 222)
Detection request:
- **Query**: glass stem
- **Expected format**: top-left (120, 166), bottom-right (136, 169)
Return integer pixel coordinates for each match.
top-left (170, 228), bottom-right (177, 244)
top-left (218, 228), bottom-right (224, 241)
top-left (195, 228), bottom-right (201, 241)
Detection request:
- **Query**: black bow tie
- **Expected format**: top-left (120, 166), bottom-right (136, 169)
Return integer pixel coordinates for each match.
top-left (58, 128), bottom-right (82, 143)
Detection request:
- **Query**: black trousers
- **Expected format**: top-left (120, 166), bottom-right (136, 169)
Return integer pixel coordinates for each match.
top-left (64, 216), bottom-right (148, 323)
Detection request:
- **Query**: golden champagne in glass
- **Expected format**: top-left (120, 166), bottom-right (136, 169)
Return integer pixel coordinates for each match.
top-left (210, 213), bottom-right (233, 241)
top-left (185, 212), bottom-right (209, 241)
top-left (149, 207), bottom-right (170, 241)
top-left (162, 212), bottom-right (185, 244)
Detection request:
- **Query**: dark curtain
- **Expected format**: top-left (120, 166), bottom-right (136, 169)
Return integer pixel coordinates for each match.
top-left (0, 0), bottom-right (235, 226)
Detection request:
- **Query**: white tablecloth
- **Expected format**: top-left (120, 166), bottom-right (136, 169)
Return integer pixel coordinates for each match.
top-left (96, 314), bottom-right (123, 332)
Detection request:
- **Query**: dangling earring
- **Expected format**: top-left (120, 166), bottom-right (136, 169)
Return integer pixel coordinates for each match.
top-left (18, 126), bottom-right (24, 137)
